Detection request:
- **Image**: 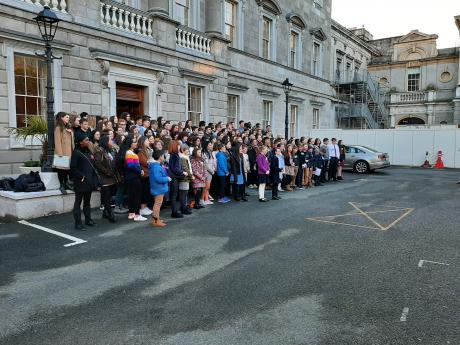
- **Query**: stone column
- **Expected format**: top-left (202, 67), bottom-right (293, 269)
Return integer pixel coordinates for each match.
top-left (454, 16), bottom-right (460, 125)
top-left (148, 0), bottom-right (170, 17)
top-left (205, 0), bottom-right (224, 36)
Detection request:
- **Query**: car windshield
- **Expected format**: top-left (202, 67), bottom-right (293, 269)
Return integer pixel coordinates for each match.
top-left (356, 146), bottom-right (379, 153)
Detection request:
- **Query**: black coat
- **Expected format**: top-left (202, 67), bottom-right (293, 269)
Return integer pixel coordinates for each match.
top-left (269, 155), bottom-right (282, 184)
top-left (70, 148), bottom-right (99, 193)
top-left (248, 147), bottom-right (257, 171)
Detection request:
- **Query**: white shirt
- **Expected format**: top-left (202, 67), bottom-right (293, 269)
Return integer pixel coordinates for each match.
top-left (327, 144), bottom-right (339, 158)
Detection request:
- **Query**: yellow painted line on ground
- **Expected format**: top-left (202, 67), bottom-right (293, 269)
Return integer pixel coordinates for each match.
top-left (306, 203), bottom-right (415, 232)
top-left (305, 217), bottom-right (381, 230)
top-left (381, 208), bottom-right (414, 231)
top-left (349, 202), bottom-right (385, 230)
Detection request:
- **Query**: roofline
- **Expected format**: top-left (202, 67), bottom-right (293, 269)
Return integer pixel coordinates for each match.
top-left (331, 19), bottom-right (382, 56)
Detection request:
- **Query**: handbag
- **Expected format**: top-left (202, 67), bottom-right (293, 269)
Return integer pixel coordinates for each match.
top-left (314, 168), bottom-right (322, 177)
top-left (53, 154), bottom-right (70, 169)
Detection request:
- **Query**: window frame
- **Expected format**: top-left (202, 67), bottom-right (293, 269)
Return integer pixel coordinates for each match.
top-left (259, 9), bottom-right (277, 61)
top-left (224, 0), bottom-right (237, 47)
top-left (6, 46), bottom-right (62, 148)
top-left (407, 67), bottom-right (421, 92)
top-left (187, 84), bottom-right (204, 126)
top-left (289, 104), bottom-right (298, 138)
top-left (174, 0), bottom-right (190, 26)
top-left (312, 108), bottom-right (320, 129)
top-left (262, 100), bottom-right (273, 129)
top-left (312, 41), bottom-right (322, 77)
top-left (227, 94), bottom-right (239, 124)
top-left (289, 28), bottom-right (302, 69)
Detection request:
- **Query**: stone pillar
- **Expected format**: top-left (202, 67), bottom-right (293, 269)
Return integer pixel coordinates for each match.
top-left (148, 0), bottom-right (170, 17)
top-left (205, 0), bottom-right (224, 36)
top-left (454, 16), bottom-right (460, 125)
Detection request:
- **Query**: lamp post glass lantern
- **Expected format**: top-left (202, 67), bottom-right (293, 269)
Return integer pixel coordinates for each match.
top-left (282, 78), bottom-right (293, 140)
top-left (34, 6), bottom-right (60, 172)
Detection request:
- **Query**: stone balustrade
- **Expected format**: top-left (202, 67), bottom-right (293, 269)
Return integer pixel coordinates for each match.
top-left (393, 91), bottom-right (428, 103)
top-left (100, 1), bottom-right (153, 38)
top-left (21, 0), bottom-right (67, 13)
top-left (176, 26), bottom-right (211, 55)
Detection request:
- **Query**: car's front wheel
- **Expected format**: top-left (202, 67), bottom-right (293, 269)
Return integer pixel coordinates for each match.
top-left (354, 160), bottom-right (369, 174)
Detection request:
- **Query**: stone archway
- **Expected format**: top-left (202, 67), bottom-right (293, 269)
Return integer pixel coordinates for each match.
top-left (398, 117), bottom-right (426, 126)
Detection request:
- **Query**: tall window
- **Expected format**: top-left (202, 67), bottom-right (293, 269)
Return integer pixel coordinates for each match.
top-left (188, 85), bottom-right (202, 125)
top-left (289, 31), bottom-right (298, 68)
top-left (14, 55), bottom-right (47, 128)
top-left (407, 67), bottom-right (420, 92)
top-left (312, 108), bottom-right (320, 129)
top-left (175, 0), bottom-right (189, 26)
top-left (262, 100), bottom-right (273, 129)
top-left (336, 57), bottom-right (342, 80)
top-left (224, 0), bottom-right (236, 46)
top-left (312, 42), bottom-right (321, 76)
top-left (228, 95), bottom-right (239, 123)
top-left (262, 17), bottom-right (272, 59)
top-left (289, 105), bottom-right (298, 137)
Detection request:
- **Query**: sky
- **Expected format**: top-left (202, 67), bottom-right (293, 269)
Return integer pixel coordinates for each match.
top-left (332, 0), bottom-right (460, 49)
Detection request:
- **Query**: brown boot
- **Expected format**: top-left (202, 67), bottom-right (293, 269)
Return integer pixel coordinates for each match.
top-left (152, 217), bottom-right (166, 227)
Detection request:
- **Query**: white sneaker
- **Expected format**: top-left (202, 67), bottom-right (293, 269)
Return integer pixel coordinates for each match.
top-left (208, 196), bottom-right (214, 201)
top-left (140, 207), bottom-right (152, 216)
top-left (278, 186), bottom-right (283, 192)
top-left (128, 213), bottom-right (135, 220)
top-left (133, 215), bottom-right (147, 222)
top-left (204, 200), bottom-right (214, 205)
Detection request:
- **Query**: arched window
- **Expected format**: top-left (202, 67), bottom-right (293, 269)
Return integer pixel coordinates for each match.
top-left (398, 117), bottom-right (425, 126)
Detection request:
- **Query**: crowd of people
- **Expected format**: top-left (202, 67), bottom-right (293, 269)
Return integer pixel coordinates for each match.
top-left (52, 111), bottom-right (347, 230)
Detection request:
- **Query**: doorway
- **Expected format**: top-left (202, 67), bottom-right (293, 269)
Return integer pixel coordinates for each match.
top-left (116, 82), bottom-right (145, 117)
top-left (398, 117), bottom-right (425, 126)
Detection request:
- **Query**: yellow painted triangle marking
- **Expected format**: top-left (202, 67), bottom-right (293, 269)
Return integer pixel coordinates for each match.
top-left (349, 202), bottom-right (385, 230)
top-left (305, 218), bottom-right (381, 230)
top-left (306, 203), bottom-right (415, 231)
top-left (381, 208), bottom-right (414, 231)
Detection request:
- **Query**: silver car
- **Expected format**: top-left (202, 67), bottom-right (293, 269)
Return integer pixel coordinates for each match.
top-left (343, 145), bottom-right (390, 174)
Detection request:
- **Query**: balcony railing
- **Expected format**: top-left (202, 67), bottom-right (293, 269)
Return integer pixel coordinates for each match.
top-left (391, 91), bottom-right (428, 104)
top-left (176, 26), bottom-right (211, 55)
top-left (100, 1), bottom-right (153, 38)
top-left (19, 0), bottom-right (67, 13)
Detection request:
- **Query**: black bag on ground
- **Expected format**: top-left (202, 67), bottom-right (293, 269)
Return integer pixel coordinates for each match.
top-left (0, 177), bottom-right (15, 191)
top-left (14, 172), bottom-right (46, 192)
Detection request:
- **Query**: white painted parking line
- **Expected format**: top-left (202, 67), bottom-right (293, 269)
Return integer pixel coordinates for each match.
top-left (400, 307), bottom-right (409, 322)
top-left (18, 220), bottom-right (87, 247)
top-left (418, 260), bottom-right (450, 268)
top-left (0, 233), bottom-right (19, 240)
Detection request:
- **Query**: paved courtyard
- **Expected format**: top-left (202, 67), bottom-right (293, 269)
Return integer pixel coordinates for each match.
top-left (0, 167), bottom-right (459, 345)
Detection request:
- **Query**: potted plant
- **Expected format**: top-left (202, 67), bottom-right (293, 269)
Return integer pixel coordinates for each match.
top-left (8, 115), bottom-right (48, 174)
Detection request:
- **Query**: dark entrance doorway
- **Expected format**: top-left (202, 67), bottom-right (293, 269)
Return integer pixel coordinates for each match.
top-left (116, 82), bottom-right (145, 117)
top-left (398, 117), bottom-right (425, 126)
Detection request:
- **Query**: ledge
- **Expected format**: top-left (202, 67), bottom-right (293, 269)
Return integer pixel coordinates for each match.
top-left (178, 68), bottom-right (217, 81)
top-left (257, 89), bottom-right (281, 97)
top-left (228, 82), bottom-right (249, 91)
top-left (89, 48), bottom-right (170, 73)
top-left (0, 27), bottom-right (73, 51)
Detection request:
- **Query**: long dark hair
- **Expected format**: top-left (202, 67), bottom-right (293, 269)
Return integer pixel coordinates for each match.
top-left (55, 112), bottom-right (68, 131)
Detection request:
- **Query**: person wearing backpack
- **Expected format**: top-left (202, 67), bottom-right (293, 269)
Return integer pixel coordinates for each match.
top-left (70, 132), bottom-right (99, 230)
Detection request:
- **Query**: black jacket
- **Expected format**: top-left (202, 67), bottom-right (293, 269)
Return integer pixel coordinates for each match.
top-left (269, 155), bottom-right (282, 184)
top-left (168, 153), bottom-right (184, 179)
top-left (248, 147), bottom-right (257, 171)
top-left (70, 148), bottom-right (99, 193)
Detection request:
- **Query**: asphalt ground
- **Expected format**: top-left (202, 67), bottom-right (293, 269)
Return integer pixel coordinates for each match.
top-left (0, 167), bottom-right (459, 345)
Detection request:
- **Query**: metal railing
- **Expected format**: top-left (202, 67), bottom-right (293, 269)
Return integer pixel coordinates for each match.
top-left (100, 0), bottom-right (153, 38)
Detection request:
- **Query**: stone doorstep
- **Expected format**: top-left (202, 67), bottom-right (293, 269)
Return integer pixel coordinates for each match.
top-left (0, 190), bottom-right (101, 220)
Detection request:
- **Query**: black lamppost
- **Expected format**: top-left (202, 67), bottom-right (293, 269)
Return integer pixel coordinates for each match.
top-left (34, 6), bottom-right (61, 172)
top-left (281, 78), bottom-right (293, 140)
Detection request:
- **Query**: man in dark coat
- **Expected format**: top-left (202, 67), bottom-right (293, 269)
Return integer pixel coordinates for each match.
top-left (70, 132), bottom-right (99, 230)
top-left (270, 147), bottom-right (283, 200)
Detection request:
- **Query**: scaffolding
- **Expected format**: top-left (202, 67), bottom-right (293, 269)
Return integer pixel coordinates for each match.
top-left (334, 70), bottom-right (390, 129)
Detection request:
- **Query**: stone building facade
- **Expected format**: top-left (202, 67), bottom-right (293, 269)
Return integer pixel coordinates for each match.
top-left (0, 0), bottom-right (340, 173)
top-left (366, 29), bottom-right (460, 127)
top-left (0, 1), bottom-right (458, 173)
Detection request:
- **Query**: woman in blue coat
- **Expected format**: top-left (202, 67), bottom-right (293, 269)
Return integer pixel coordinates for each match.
top-left (149, 150), bottom-right (171, 227)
